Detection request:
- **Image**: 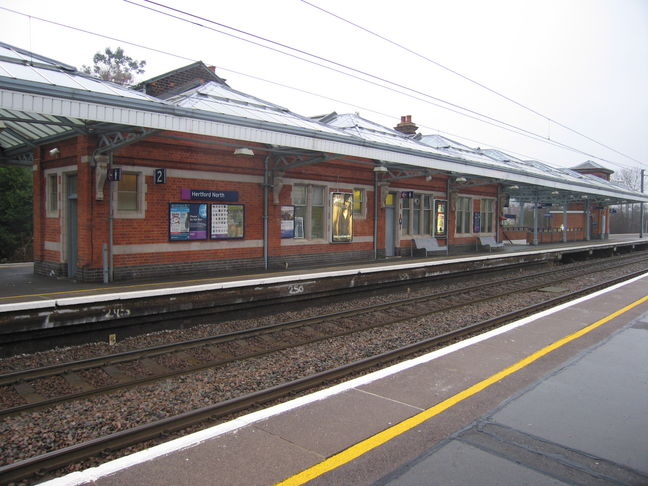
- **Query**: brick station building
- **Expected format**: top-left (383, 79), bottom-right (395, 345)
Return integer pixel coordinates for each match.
top-left (1, 42), bottom-right (644, 282)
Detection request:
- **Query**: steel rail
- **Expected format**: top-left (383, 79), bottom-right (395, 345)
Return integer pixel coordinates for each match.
top-left (1, 268), bottom-right (646, 485)
top-left (3, 252), bottom-right (644, 386)
top-left (1, 255), bottom-right (647, 419)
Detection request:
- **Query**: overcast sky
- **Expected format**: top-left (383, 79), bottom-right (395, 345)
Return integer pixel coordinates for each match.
top-left (1, 0), bottom-right (647, 174)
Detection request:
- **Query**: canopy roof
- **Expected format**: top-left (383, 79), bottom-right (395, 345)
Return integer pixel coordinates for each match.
top-left (0, 42), bottom-right (645, 205)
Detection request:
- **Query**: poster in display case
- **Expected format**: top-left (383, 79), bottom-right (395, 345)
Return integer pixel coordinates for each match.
top-left (331, 192), bottom-right (353, 243)
top-left (280, 206), bottom-right (295, 238)
top-left (169, 203), bottom-right (208, 241)
top-left (434, 200), bottom-right (447, 237)
top-left (210, 203), bottom-right (244, 239)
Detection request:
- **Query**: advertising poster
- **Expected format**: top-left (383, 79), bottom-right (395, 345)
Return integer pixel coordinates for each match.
top-left (473, 211), bottom-right (481, 233)
top-left (331, 192), bottom-right (353, 243)
top-left (434, 200), bottom-right (447, 237)
top-left (211, 204), bottom-right (244, 239)
top-left (281, 206), bottom-right (295, 238)
top-left (169, 203), bottom-right (207, 240)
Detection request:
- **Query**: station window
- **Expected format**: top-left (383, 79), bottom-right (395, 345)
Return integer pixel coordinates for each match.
top-left (423, 195), bottom-right (433, 234)
top-left (480, 199), bottom-right (494, 233)
top-left (456, 196), bottom-right (472, 234)
top-left (114, 170), bottom-right (146, 219)
top-left (402, 193), bottom-right (436, 236)
top-left (46, 173), bottom-right (58, 216)
top-left (117, 173), bottom-right (139, 211)
top-left (353, 188), bottom-right (365, 217)
top-left (293, 184), bottom-right (325, 239)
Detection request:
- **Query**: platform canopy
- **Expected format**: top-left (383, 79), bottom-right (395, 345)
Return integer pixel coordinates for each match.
top-left (1, 41), bottom-right (646, 207)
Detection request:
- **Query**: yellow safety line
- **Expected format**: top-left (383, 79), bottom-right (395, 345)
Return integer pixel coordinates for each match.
top-left (276, 294), bottom-right (648, 485)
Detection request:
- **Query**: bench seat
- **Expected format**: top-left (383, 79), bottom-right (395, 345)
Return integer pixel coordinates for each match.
top-left (413, 237), bottom-right (448, 256)
top-left (478, 236), bottom-right (505, 252)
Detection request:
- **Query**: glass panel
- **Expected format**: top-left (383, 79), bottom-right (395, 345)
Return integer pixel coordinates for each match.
top-left (117, 173), bottom-right (138, 211)
top-left (293, 185), bottom-right (306, 205)
top-left (48, 175), bottom-right (58, 211)
top-left (412, 195), bottom-right (421, 234)
top-left (311, 206), bottom-right (324, 238)
top-left (294, 206), bottom-right (306, 238)
top-left (312, 186), bottom-right (324, 206)
top-left (119, 173), bottom-right (137, 192)
top-left (353, 189), bottom-right (363, 214)
top-left (402, 199), bottom-right (410, 235)
top-left (118, 192), bottom-right (138, 211)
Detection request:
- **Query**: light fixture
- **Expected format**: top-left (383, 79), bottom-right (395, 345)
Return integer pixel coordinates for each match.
top-left (425, 175), bottom-right (432, 181)
top-left (233, 147), bottom-right (254, 156)
top-left (507, 185), bottom-right (519, 190)
top-left (455, 176), bottom-right (467, 183)
top-left (551, 190), bottom-right (559, 195)
top-left (373, 165), bottom-right (388, 173)
top-left (49, 147), bottom-right (60, 157)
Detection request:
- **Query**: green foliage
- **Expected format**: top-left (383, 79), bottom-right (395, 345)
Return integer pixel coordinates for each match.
top-left (0, 166), bottom-right (33, 262)
top-left (81, 47), bottom-right (146, 86)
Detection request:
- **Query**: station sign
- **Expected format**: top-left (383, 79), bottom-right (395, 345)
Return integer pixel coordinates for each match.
top-left (400, 191), bottom-right (414, 199)
top-left (181, 188), bottom-right (239, 201)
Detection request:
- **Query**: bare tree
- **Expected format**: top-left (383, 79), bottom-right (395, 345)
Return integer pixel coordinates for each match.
top-left (610, 167), bottom-right (644, 234)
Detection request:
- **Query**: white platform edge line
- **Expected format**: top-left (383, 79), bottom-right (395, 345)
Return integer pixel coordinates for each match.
top-left (39, 272), bottom-right (648, 486)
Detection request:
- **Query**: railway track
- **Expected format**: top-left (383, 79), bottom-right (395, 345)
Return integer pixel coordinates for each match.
top-left (1, 253), bottom-right (647, 419)
top-left (0, 258), bottom-right (647, 484)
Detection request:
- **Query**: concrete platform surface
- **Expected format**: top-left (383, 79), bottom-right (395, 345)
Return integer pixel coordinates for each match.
top-left (1, 234), bottom-right (644, 308)
top-left (42, 273), bottom-right (648, 486)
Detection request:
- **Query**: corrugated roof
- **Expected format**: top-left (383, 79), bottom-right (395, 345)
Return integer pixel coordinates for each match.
top-left (165, 81), bottom-right (347, 137)
top-left (0, 42), bottom-right (645, 204)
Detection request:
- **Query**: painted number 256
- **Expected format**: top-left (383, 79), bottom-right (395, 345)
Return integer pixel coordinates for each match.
top-left (288, 284), bottom-right (304, 295)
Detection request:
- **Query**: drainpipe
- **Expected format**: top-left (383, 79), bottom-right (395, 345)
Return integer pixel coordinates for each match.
top-left (641, 169), bottom-right (645, 238)
top-left (562, 198), bottom-right (568, 243)
top-left (585, 198), bottom-right (591, 241)
top-left (108, 151), bottom-right (114, 282)
top-left (263, 156), bottom-right (270, 270)
top-left (446, 177), bottom-right (451, 250)
top-left (496, 184), bottom-right (501, 242)
top-left (533, 199), bottom-right (539, 246)
top-left (373, 170), bottom-right (378, 260)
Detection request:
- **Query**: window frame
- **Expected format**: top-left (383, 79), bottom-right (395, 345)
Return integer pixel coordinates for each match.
top-left (45, 172), bottom-right (59, 217)
top-left (479, 198), bottom-right (495, 234)
top-left (352, 188), bottom-right (366, 218)
top-left (455, 196), bottom-right (472, 235)
top-left (401, 192), bottom-right (440, 237)
top-left (292, 183), bottom-right (327, 240)
top-left (113, 169), bottom-right (147, 219)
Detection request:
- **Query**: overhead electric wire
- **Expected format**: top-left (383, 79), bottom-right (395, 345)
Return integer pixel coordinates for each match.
top-left (130, 1), bottom-right (563, 145)
top-left (300, 0), bottom-right (644, 167)
top-left (0, 4), bottom-right (639, 171)
top-left (0, 6), bottom-right (197, 65)
top-left (124, 0), bottom-right (636, 169)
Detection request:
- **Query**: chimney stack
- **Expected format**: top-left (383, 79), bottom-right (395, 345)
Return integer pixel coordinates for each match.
top-left (394, 115), bottom-right (418, 135)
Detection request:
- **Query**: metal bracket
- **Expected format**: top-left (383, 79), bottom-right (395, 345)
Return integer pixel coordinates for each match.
top-left (94, 127), bottom-right (159, 156)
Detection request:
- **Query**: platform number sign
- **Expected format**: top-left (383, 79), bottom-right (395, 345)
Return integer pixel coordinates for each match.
top-left (154, 168), bottom-right (167, 184)
top-left (108, 168), bottom-right (121, 182)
